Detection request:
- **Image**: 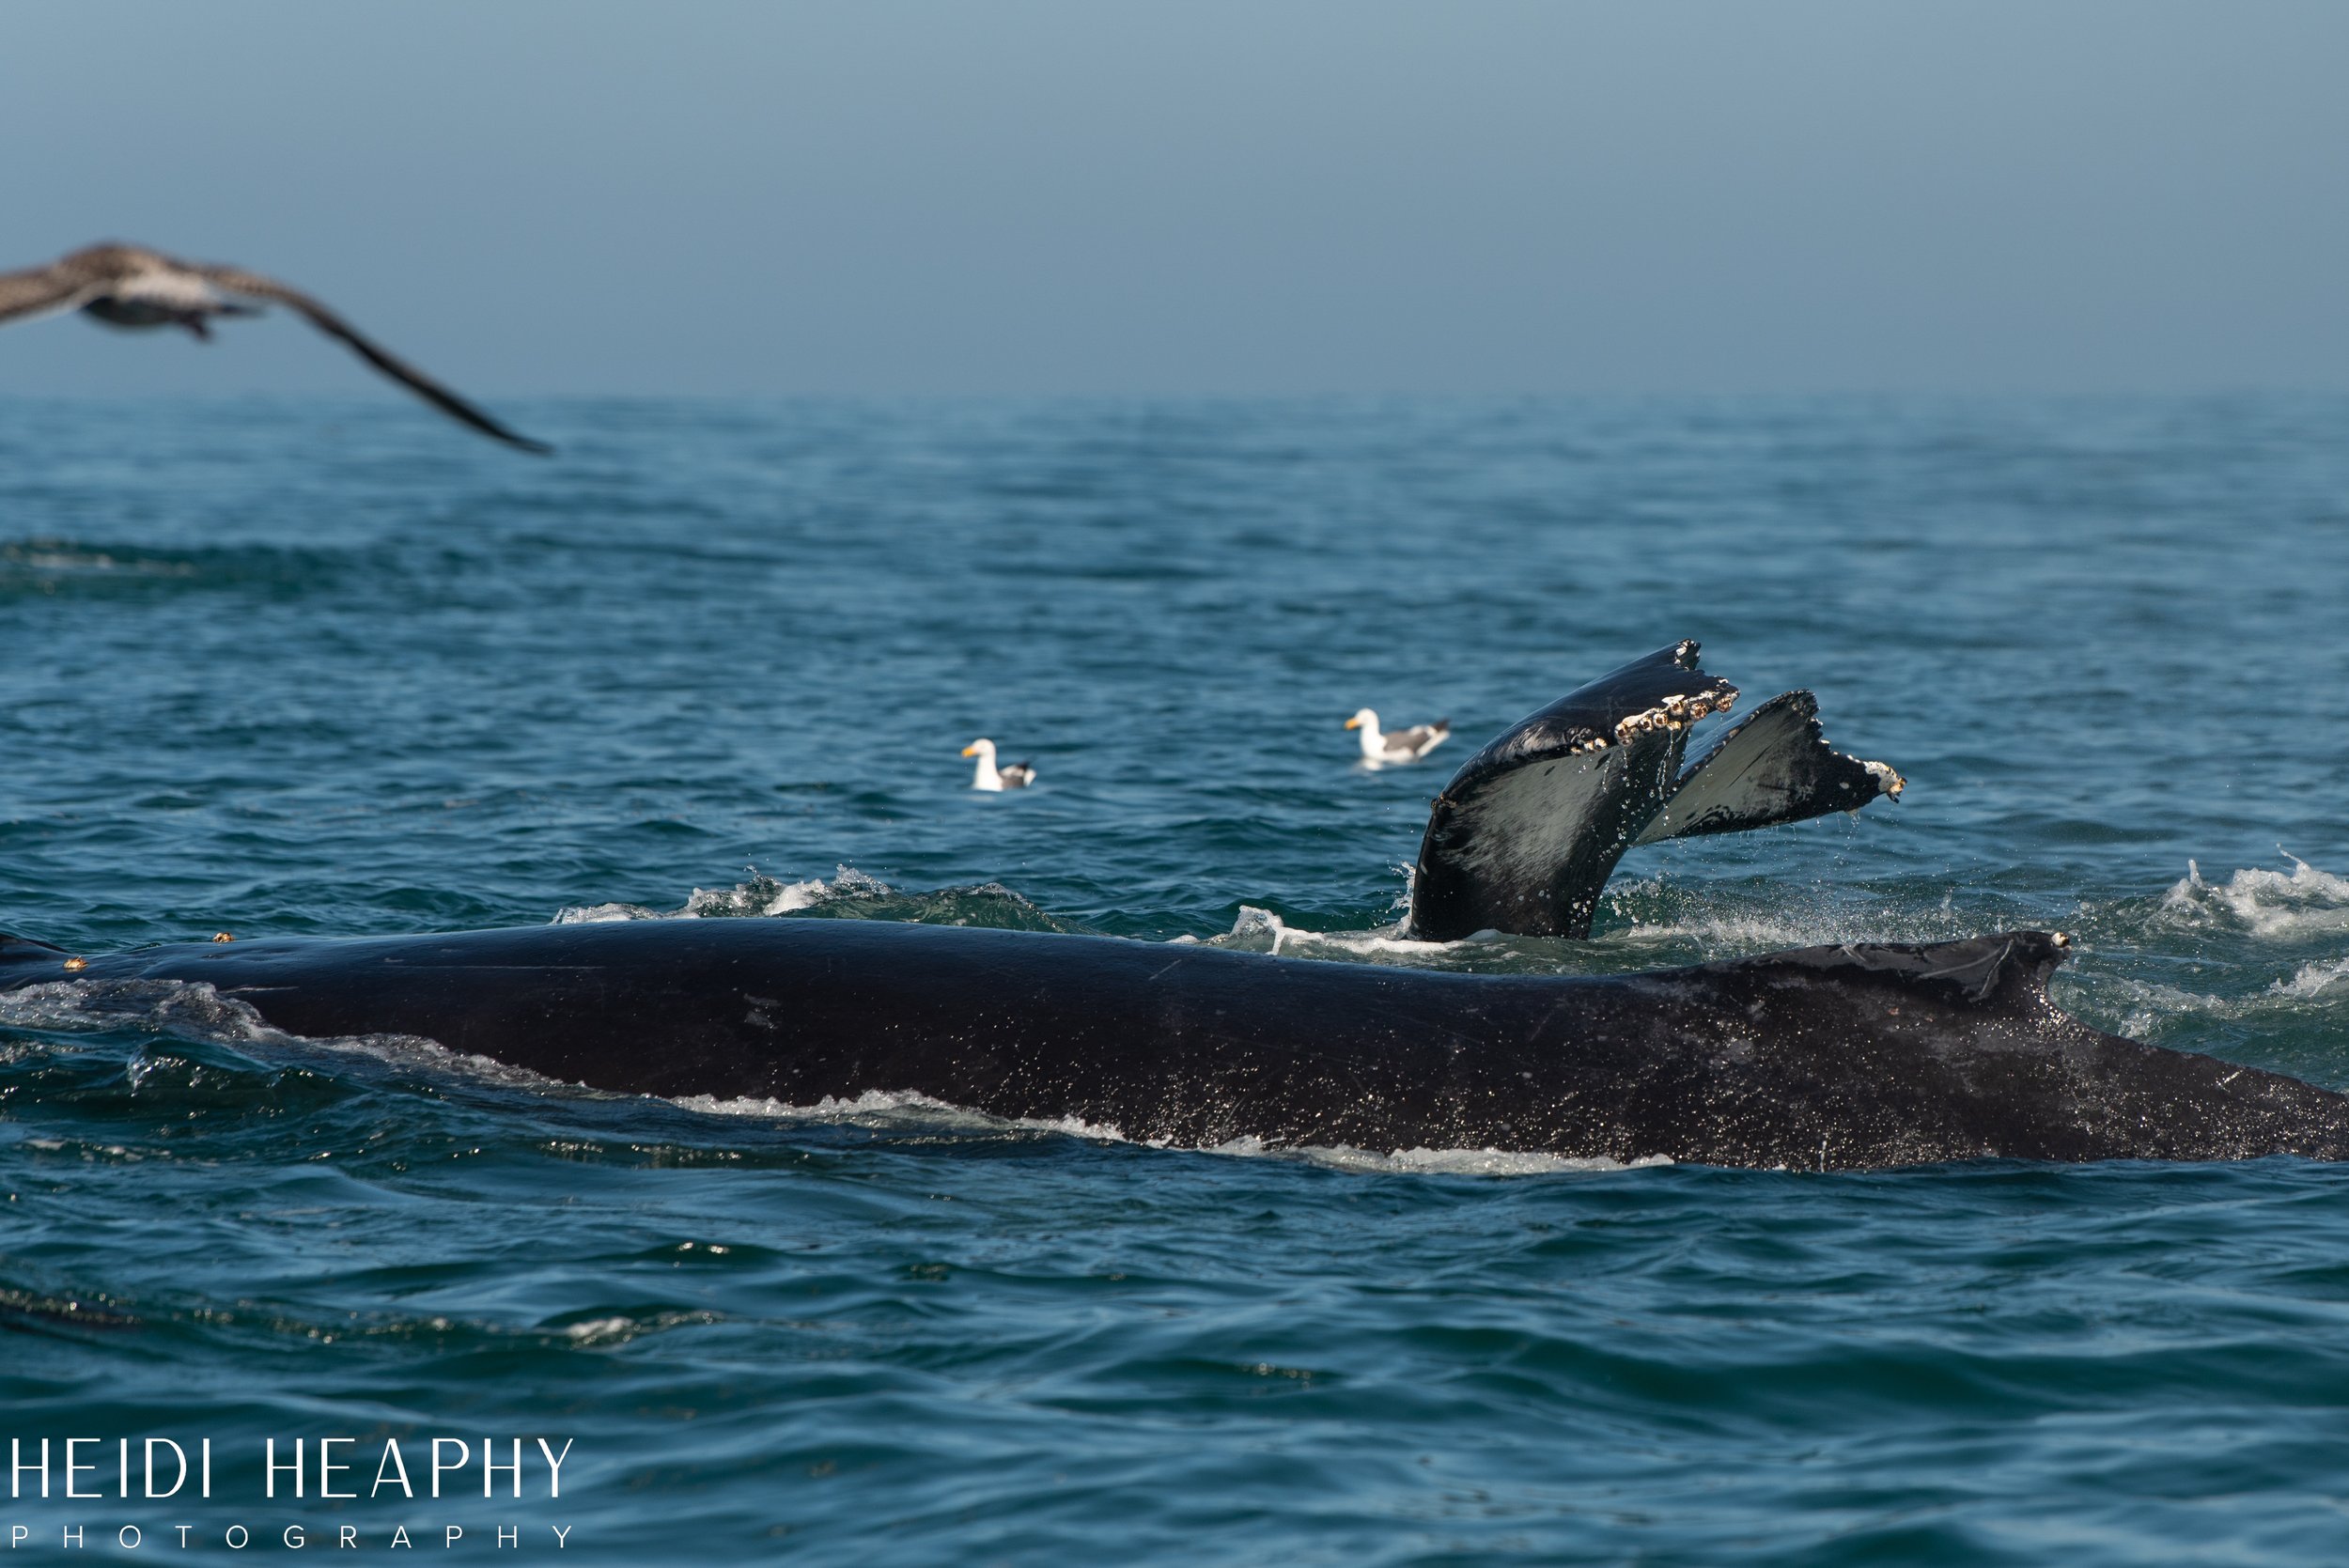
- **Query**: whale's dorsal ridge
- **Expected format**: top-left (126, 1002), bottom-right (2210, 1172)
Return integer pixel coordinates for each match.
top-left (0, 931), bottom-right (69, 964)
top-left (1707, 929), bottom-right (2068, 1009)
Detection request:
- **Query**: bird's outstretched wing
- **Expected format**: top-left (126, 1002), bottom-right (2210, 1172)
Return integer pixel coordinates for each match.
top-left (198, 264), bottom-right (552, 454)
top-left (0, 264), bottom-right (103, 327)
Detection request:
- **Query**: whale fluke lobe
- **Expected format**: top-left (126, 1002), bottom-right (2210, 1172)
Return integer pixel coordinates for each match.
top-left (1408, 642), bottom-right (1902, 941)
top-left (1634, 689), bottom-right (1905, 846)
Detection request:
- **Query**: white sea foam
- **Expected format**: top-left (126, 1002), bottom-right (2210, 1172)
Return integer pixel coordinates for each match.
top-left (555, 1311), bottom-right (718, 1346)
top-left (2159, 854), bottom-right (2349, 940)
top-left (1601, 879), bottom-right (1973, 954)
top-left (674, 1088), bottom-right (1153, 1146)
top-left (677, 1087), bottom-right (1045, 1129)
top-left (0, 975), bottom-right (567, 1092)
top-left (669, 1088), bottom-right (1664, 1174)
top-left (2272, 956), bottom-right (2349, 1000)
top-left (1273, 1142), bottom-right (1669, 1176)
top-left (0, 540), bottom-right (197, 579)
top-left (2082, 974), bottom-right (2241, 1042)
top-left (553, 866), bottom-right (883, 924)
top-left (0, 977), bottom-right (275, 1042)
top-left (1193, 891), bottom-right (1980, 975)
top-left (289, 1029), bottom-right (578, 1094)
top-left (557, 1317), bottom-right (638, 1344)
top-left (1200, 905), bottom-right (1457, 960)
top-left (2076, 956), bottom-right (2349, 1043)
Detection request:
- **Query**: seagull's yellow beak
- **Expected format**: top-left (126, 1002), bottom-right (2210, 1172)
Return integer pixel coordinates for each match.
top-left (1343, 716), bottom-right (1362, 730)
top-left (961, 744), bottom-right (979, 756)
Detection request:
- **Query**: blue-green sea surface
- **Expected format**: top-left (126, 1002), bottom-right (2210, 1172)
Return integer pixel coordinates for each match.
top-left (5, 396), bottom-right (2349, 1563)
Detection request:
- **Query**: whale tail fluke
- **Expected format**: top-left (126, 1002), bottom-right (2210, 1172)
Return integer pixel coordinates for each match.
top-left (1406, 642), bottom-right (1903, 942)
top-left (1632, 689), bottom-right (1903, 846)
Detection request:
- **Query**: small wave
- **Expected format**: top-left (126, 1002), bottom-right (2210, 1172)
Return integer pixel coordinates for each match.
top-left (0, 976), bottom-right (568, 1093)
top-left (1598, 878), bottom-right (1979, 955)
top-left (670, 1088), bottom-right (1660, 1174)
top-left (1190, 906), bottom-right (1455, 961)
top-left (1229, 1137), bottom-right (1669, 1176)
top-left (554, 869), bottom-right (850, 924)
top-left (2272, 956), bottom-right (2349, 1000)
top-left (551, 1310), bottom-right (722, 1347)
top-left (1187, 893), bottom-right (1983, 977)
top-left (0, 1286), bottom-right (138, 1330)
top-left (0, 978), bottom-right (275, 1042)
top-left (1184, 905), bottom-right (1604, 975)
top-left (2159, 854), bottom-right (2349, 940)
top-left (672, 1087), bottom-right (1129, 1142)
top-left (2077, 973), bottom-right (2245, 1043)
top-left (0, 536), bottom-right (343, 598)
top-left (0, 540), bottom-right (197, 579)
top-left (554, 867), bottom-right (1071, 932)
top-left (2064, 960), bottom-right (2349, 1055)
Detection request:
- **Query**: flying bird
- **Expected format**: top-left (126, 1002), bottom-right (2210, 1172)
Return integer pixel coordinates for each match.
top-left (0, 242), bottom-right (552, 453)
top-left (1345, 707), bottom-right (1450, 766)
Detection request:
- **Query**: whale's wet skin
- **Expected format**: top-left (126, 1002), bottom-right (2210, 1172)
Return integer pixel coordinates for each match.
top-left (10, 920), bottom-right (2347, 1170)
top-left (8, 396), bottom-right (2349, 1561)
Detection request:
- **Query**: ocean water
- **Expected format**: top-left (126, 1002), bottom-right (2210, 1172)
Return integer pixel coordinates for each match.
top-left (5, 394), bottom-right (2349, 1563)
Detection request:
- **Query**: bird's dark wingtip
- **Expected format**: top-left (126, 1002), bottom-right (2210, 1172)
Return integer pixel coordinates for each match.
top-left (483, 426), bottom-right (555, 456)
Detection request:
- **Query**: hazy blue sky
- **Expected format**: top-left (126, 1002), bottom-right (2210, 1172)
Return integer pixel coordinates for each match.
top-left (5, 2), bottom-right (2345, 396)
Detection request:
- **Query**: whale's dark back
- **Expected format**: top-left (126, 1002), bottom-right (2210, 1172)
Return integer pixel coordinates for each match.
top-left (16, 918), bottom-right (2347, 1169)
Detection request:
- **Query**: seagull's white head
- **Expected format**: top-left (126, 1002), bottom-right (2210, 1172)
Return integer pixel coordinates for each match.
top-left (1344, 708), bottom-right (1378, 733)
top-left (962, 738), bottom-right (997, 759)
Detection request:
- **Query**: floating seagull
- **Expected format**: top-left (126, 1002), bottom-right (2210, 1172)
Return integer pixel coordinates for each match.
top-left (1345, 707), bottom-right (1450, 766)
top-left (962, 738), bottom-right (1036, 791)
top-left (0, 242), bottom-right (552, 453)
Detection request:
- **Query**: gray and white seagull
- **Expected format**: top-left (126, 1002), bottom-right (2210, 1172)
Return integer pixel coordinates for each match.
top-left (0, 241), bottom-right (552, 453)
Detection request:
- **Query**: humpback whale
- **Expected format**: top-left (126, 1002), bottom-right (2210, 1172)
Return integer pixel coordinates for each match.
top-left (3, 920), bottom-right (2344, 1168)
top-left (6, 644), bottom-right (2336, 1169)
